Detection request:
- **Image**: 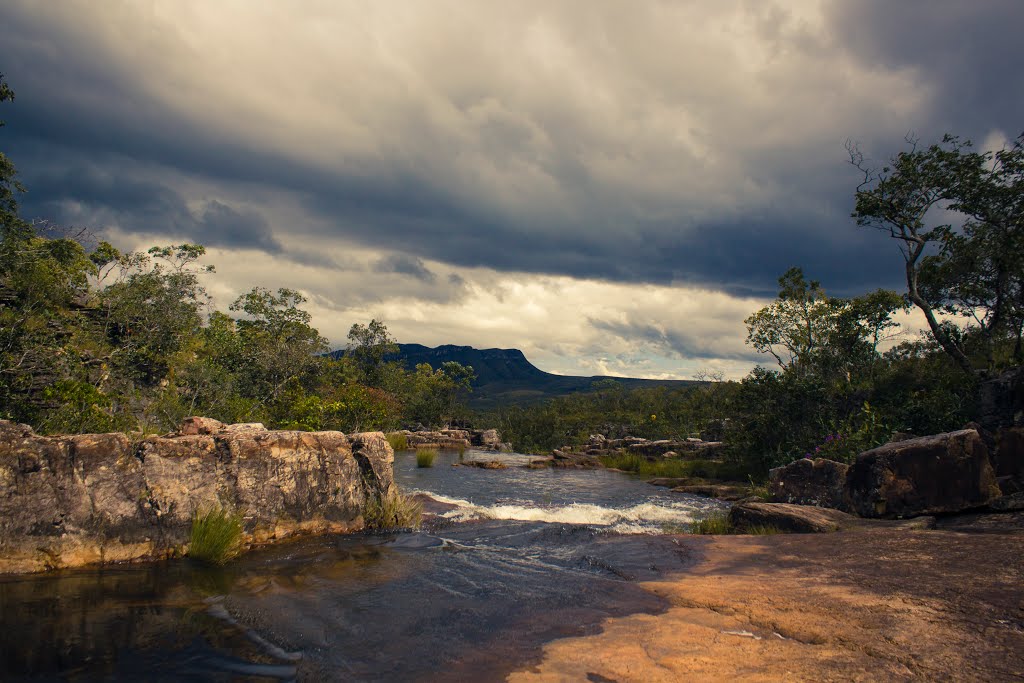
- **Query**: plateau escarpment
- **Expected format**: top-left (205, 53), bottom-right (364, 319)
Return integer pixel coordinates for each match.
top-left (0, 417), bottom-right (396, 573)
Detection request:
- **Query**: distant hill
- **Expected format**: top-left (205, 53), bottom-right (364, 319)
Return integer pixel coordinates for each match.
top-left (390, 343), bottom-right (702, 408)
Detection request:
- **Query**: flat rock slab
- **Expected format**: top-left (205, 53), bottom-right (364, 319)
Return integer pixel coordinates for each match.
top-left (672, 484), bottom-right (749, 501)
top-left (730, 502), bottom-right (862, 533)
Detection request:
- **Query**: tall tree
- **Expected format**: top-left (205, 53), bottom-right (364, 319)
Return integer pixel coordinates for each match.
top-left (848, 133), bottom-right (1024, 373)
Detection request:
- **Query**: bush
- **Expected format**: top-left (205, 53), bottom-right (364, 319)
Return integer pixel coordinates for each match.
top-left (364, 489), bottom-right (422, 530)
top-left (189, 505), bottom-right (244, 565)
top-left (386, 431), bottom-right (409, 451)
top-left (416, 448), bottom-right (436, 467)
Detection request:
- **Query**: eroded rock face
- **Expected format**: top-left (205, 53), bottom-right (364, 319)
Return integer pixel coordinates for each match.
top-left (846, 429), bottom-right (999, 518)
top-left (0, 419), bottom-right (395, 573)
top-left (769, 458), bottom-right (851, 510)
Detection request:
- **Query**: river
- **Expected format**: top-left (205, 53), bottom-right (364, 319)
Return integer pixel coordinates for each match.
top-left (0, 449), bottom-right (724, 681)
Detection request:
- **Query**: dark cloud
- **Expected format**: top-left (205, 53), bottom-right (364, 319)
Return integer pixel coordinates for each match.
top-left (829, 1), bottom-right (1024, 138)
top-left (0, 0), bottom-right (1020, 305)
top-left (12, 145), bottom-right (281, 252)
top-left (375, 254), bottom-right (436, 282)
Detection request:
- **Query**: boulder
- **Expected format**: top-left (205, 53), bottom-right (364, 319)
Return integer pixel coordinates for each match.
top-left (845, 429), bottom-right (1000, 518)
top-left (0, 419), bottom-right (395, 573)
top-left (993, 427), bottom-right (1024, 493)
top-left (178, 416), bottom-right (225, 435)
top-left (769, 458), bottom-right (851, 510)
top-left (729, 502), bottom-right (859, 533)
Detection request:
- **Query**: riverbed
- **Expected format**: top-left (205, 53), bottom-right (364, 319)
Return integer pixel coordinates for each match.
top-left (0, 449), bottom-right (722, 681)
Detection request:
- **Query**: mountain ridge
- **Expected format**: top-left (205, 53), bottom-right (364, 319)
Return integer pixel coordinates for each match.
top-left (391, 343), bottom-right (701, 407)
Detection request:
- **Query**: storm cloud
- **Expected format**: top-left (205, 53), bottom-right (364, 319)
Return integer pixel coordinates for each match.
top-left (1, 0), bottom-right (1020, 376)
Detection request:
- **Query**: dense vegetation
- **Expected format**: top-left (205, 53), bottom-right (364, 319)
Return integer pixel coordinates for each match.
top-left (0, 75), bottom-right (474, 435)
top-left (1, 73), bottom-right (1019, 479)
top-left (489, 133), bottom-right (1024, 476)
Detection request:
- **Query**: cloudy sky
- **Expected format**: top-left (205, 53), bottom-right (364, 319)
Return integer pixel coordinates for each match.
top-left (1, 1), bottom-right (1021, 379)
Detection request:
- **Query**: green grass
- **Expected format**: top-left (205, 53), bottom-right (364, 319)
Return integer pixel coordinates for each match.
top-left (687, 511), bottom-right (781, 536)
top-left (189, 505), bottom-right (244, 565)
top-left (599, 453), bottom-right (745, 480)
top-left (386, 432), bottom-right (409, 451)
top-left (364, 489), bottom-right (423, 530)
top-left (689, 511), bottom-right (733, 535)
top-left (416, 448), bottom-right (437, 468)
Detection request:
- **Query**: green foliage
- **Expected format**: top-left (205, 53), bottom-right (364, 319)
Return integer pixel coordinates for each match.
top-left (189, 505), bottom-right (244, 565)
top-left (416, 448), bottom-right (436, 468)
top-left (598, 453), bottom-right (744, 480)
top-left (851, 133), bottom-right (1024, 372)
top-left (363, 490), bottom-right (423, 530)
top-left (386, 432), bottom-right (408, 451)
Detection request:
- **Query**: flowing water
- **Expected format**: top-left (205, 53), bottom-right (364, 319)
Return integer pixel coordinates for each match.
top-left (0, 449), bottom-right (724, 681)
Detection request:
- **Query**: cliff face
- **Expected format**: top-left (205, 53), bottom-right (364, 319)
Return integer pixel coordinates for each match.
top-left (0, 418), bottom-right (396, 574)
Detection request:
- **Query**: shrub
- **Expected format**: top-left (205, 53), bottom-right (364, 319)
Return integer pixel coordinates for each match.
top-left (416, 448), bottom-right (436, 468)
top-left (364, 489), bottom-right (422, 530)
top-left (386, 431), bottom-right (409, 451)
top-left (189, 505), bottom-right (244, 565)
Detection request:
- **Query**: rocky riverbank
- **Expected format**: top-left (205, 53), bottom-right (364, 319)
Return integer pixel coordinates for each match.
top-left (509, 519), bottom-right (1024, 681)
top-left (0, 417), bottom-right (396, 573)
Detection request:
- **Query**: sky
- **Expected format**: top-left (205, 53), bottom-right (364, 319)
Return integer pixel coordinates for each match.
top-left (1, 0), bottom-right (1021, 379)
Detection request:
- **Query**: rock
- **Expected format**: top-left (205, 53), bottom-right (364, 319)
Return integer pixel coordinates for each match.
top-left (648, 477), bottom-right (696, 488)
top-left (470, 428), bottom-right (505, 450)
top-left (729, 502), bottom-right (859, 533)
top-left (890, 431), bottom-right (917, 442)
top-left (671, 484), bottom-right (748, 501)
top-left (993, 427), bottom-right (1024, 493)
top-left (978, 366), bottom-right (1024, 432)
top-left (0, 419), bottom-right (395, 574)
top-left (988, 491), bottom-right (1024, 512)
top-left (404, 430), bottom-right (472, 450)
top-left (454, 460), bottom-right (507, 469)
top-left (769, 458), bottom-right (850, 510)
top-left (846, 429), bottom-right (1000, 518)
top-left (178, 416), bottom-right (225, 435)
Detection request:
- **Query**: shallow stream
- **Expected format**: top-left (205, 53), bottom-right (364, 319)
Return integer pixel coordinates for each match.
top-left (0, 449), bottom-right (723, 681)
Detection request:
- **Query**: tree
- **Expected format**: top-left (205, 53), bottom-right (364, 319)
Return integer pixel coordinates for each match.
top-left (848, 133), bottom-right (1024, 373)
top-left (745, 267), bottom-right (903, 381)
top-left (228, 287), bottom-right (328, 405)
top-left (345, 318), bottom-right (399, 387)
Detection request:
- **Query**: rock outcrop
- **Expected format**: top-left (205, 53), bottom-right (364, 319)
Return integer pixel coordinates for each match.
top-left (729, 502), bottom-right (860, 533)
top-left (769, 429), bottom-right (1002, 519)
top-left (398, 428), bottom-right (512, 452)
top-left (845, 429), bottom-right (999, 518)
top-left (0, 419), bottom-right (396, 574)
top-left (769, 457), bottom-right (851, 510)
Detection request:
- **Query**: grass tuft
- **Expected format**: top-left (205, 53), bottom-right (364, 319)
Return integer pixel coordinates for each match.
top-left (689, 511), bottom-right (733, 535)
top-left (416, 448), bottom-right (437, 468)
top-left (189, 505), bottom-right (244, 565)
top-left (599, 453), bottom-right (743, 480)
top-left (364, 489), bottom-right (423, 530)
top-left (386, 432), bottom-right (409, 451)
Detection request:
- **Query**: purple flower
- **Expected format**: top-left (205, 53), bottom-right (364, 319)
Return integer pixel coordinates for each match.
top-left (803, 452), bottom-right (812, 459)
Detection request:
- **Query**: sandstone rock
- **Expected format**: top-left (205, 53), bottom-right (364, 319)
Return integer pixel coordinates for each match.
top-left (404, 430), bottom-right (472, 450)
top-left (648, 477), bottom-right (696, 488)
top-left (672, 484), bottom-right (748, 501)
top-left (729, 502), bottom-right (859, 533)
top-left (769, 458), bottom-right (850, 510)
top-left (454, 460), bottom-right (507, 469)
top-left (846, 429), bottom-right (1000, 518)
top-left (178, 416), bottom-right (225, 435)
top-left (0, 419), bottom-right (394, 573)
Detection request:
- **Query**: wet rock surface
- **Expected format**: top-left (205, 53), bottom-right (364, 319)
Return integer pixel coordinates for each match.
top-left (0, 419), bottom-right (395, 573)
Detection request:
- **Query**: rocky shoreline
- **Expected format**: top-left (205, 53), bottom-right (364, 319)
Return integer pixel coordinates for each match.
top-left (0, 417), bottom-right (396, 573)
top-left (508, 521), bottom-right (1024, 682)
